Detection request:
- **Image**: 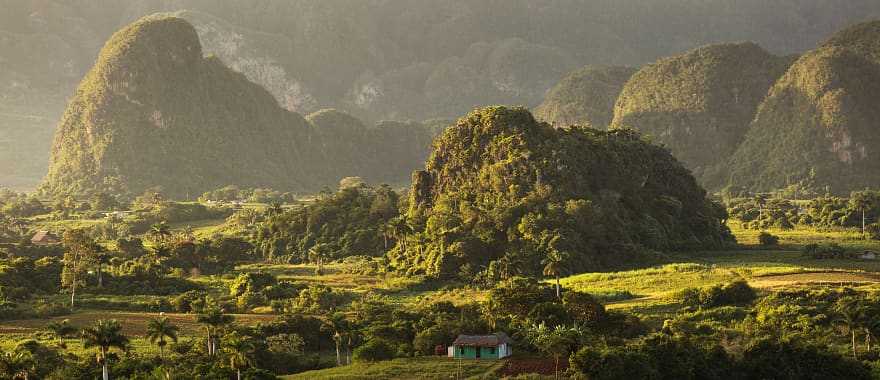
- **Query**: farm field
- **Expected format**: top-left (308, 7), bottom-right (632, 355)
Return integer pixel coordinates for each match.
top-left (281, 356), bottom-right (503, 380)
top-left (1, 212), bottom-right (878, 377)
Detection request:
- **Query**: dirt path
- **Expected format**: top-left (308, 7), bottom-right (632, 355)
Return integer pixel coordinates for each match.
top-left (749, 271), bottom-right (880, 288)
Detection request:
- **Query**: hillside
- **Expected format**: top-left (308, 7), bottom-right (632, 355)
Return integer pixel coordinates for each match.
top-left (387, 106), bottom-right (733, 279)
top-left (40, 16), bottom-right (433, 198)
top-left (4, 1), bottom-right (880, 189)
top-left (610, 43), bottom-right (793, 188)
top-left (726, 21), bottom-right (880, 194)
top-left (533, 65), bottom-right (636, 129)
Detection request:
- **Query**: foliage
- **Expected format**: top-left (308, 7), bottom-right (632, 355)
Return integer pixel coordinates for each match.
top-left (352, 339), bottom-right (396, 363)
top-left (39, 15), bottom-right (435, 199)
top-left (675, 280), bottom-right (756, 309)
top-left (757, 232), bottom-right (780, 247)
top-left (255, 185), bottom-right (400, 262)
top-left (391, 106), bottom-right (733, 278)
top-left (727, 21), bottom-right (880, 194)
top-left (534, 65), bottom-right (636, 129)
top-left (611, 43), bottom-right (793, 188)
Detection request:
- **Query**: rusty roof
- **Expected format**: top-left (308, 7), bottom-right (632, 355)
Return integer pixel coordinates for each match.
top-left (31, 230), bottom-right (59, 243)
top-left (452, 332), bottom-right (513, 347)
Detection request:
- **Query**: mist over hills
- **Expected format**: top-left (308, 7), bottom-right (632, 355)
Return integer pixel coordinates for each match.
top-left (41, 16), bottom-right (433, 198)
top-left (3, 1), bottom-right (880, 191)
top-left (539, 22), bottom-right (880, 194)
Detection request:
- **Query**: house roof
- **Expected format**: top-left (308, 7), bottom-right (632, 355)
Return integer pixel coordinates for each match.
top-left (31, 230), bottom-right (59, 243)
top-left (453, 332), bottom-right (513, 347)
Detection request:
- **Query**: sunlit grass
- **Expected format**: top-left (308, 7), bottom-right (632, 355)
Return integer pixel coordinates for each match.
top-left (281, 356), bottom-right (502, 380)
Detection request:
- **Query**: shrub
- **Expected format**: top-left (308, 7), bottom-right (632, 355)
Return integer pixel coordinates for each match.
top-left (563, 291), bottom-right (606, 325)
top-left (172, 290), bottom-right (207, 313)
top-left (528, 302), bottom-right (570, 326)
top-left (740, 340), bottom-right (871, 379)
top-left (570, 346), bottom-right (656, 379)
top-left (802, 243), bottom-right (848, 259)
top-left (229, 272), bottom-right (277, 297)
top-left (353, 339), bottom-right (396, 362)
top-left (867, 223), bottom-right (880, 240)
top-left (676, 281), bottom-right (756, 308)
top-left (758, 232), bottom-right (779, 247)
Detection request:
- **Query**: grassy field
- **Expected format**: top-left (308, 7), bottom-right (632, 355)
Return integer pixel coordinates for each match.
top-left (3, 216), bottom-right (880, 376)
top-left (281, 356), bottom-right (503, 380)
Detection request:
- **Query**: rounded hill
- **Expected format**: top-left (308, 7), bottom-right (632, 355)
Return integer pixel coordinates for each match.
top-left (534, 65), bottom-right (636, 129)
top-left (41, 15), bottom-right (434, 198)
top-left (726, 21), bottom-right (880, 194)
top-left (610, 42), bottom-right (792, 188)
top-left (389, 106), bottom-right (733, 279)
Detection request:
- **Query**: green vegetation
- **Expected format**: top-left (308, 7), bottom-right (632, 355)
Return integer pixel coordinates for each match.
top-left (390, 106), bottom-right (732, 279)
top-left (40, 15), bottom-right (435, 199)
top-left (727, 20), bottom-right (880, 194)
top-left (610, 42), bottom-right (793, 188)
top-left (534, 65), bottom-right (636, 129)
top-left (254, 184), bottom-right (399, 263)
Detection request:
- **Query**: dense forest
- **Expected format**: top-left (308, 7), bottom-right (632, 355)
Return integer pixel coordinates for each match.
top-left (388, 106), bottom-right (733, 279)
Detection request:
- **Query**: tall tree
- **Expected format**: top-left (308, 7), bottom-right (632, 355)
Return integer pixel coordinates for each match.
top-left (61, 229), bottom-right (99, 308)
top-left (46, 319), bottom-right (77, 347)
top-left (82, 319), bottom-right (129, 380)
top-left (149, 221), bottom-right (172, 243)
top-left (321, 312), bottom-right (352, 366)
top-left (222, 332), bottom-right (255, 380)
top-left (542, 247), bottom-right (568, 299)
top-left (146, 316), bottom-right (179, 359)
top-left (196, 308), bottom-right (234, 356)
top-left (527, 323), bottom-right (579, 380)
top-left (834, 296), bottom-right (867, 359)
top-left (0, 351), bottom-right (35, 380)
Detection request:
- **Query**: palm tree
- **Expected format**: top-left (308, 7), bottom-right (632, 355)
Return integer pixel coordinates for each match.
top-left (222, 332), bottom-right (255, 380)
top-left (94, 251), bottom-right (111, 288)
top-left (196, 308), bottom-right (234, 356)
top-left (542, 249), bottom-right (567, 299)
top-left (265, 201), bottom-right (284, 217)
top-left (9, 218), bottom-right (28, 238)
top-left (0, 351), bottom-right (35, 380)
top-left (321, 312), bottom-right (351, 366)
top-left (834, 297), bottom-right (867, 359)
top-left (149, 221), bottom-right (172, 243)
top-left (308, 243), bottom-right (331, 275)
top-left (82, 319), bottom-right (130, 380)
top-left (46, 319), bottom-right (77, 347)
top-left (389, 217), bottom-right (410, 251)
top-left (146, 316), bottom-right (179, 358)
top-left (527, 323), bottom-right (579, 380)
top-left (850, 191), bottom-right (873, 237)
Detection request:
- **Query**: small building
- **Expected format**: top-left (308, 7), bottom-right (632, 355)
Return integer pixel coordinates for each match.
top-left (448, 333), bottom-right (513, 359)
top-left (31, 231), bottom-right (60, 245)
top-left (860, 251), bottom-right (877, 260)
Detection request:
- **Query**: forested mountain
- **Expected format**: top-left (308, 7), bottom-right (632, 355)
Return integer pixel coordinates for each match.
top-left (4, 0), bottom-right (880, 189)
top-left (726, 21), bottom-right (880, 194)
top-left (40, 16), bottom-right (434, 198)
top-left (533, 65), bottom-right (636, 129)
top-left (609, 43), bottom-right (793, 188)
top-left (387, 106), bottom-right (733, 279)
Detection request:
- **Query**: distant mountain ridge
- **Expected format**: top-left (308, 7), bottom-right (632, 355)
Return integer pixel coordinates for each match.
top-left (4, 0), bottom-right (880, 190)
top-left (40, 15), bottom-right (434, 198)
top-left (539, 20), bottom-right (880, 194)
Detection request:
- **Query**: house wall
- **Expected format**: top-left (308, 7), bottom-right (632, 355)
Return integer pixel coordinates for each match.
top-left (453, 345), bottom-right (501, 359)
